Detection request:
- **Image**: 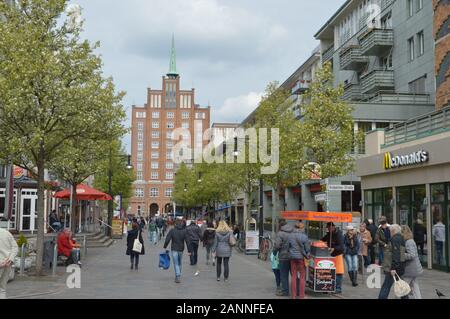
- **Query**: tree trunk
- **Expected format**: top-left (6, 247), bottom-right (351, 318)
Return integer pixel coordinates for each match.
top-left (271, 184), bottom-right (284, 236)
top-left (35, 150), bottom-right (45, 275)
top-left (70, 182), bottom-right (78, 232)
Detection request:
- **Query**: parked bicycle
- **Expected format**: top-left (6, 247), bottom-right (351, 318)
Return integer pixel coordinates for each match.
top-left (234, 231), bottom-right (246, 253)
top-left (257, 234), bottom-right (273, 261)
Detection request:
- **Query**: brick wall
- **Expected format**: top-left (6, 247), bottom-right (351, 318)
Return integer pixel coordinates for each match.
top-left (434, 0), bottom-right (450, 109)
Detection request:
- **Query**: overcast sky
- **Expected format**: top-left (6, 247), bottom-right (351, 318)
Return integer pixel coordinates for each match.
top-left (71, 0), bottom-right (345, 151)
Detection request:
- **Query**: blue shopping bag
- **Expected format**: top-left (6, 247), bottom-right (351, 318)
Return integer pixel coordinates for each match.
top-left (159, 251), bottom-right (171, 270)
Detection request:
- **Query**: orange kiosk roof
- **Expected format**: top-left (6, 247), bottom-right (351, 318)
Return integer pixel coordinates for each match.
top-left (281, 211), bottom-right (353, 223)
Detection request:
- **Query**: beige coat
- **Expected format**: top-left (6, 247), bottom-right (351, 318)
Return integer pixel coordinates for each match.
top-left (359, 230), bottom-right (372, 257)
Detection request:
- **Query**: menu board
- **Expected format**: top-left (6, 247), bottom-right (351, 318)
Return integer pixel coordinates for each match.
top-left (314, 268), bottom-right (336, 292)
top-left (111, 219), bottom-right (123, 239)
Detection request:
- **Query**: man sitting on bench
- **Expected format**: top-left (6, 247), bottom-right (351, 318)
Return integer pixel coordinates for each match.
top-left (57, 229), bottom-right (81, 266)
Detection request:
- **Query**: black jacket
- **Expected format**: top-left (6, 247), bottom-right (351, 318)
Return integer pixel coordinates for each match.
top-left (413, 223), bottom-right (427, 244)
top-left (164, 224), bottom-right (189, 252)
top-left (367, 224), bottom-right (378, 245)
top-left (126, 229), bottom-right (145, 255)
top-left (382, 233), bottom-right (406, 275)
top-left (321, 230), bottom-right (344, 257)
top-left (186, 223), bottom-right (202, 244)
top-left (202, 228), bottom-right (216, 247)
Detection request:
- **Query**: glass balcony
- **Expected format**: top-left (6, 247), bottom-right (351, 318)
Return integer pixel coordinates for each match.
top-left (291, 80), bottom-right (310, 95)
top-left (360, 69), bottom-right (394, 94)
top-left (339, 45), bottom-right (369, 71)
top-left (358, 28), bottom-right (394, 56)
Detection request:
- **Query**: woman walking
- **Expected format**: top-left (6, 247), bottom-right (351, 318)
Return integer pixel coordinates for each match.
top-left (203, 221), bottom-right (216, 266)
top-left (344, 225), bottom-right (360, 287)
top-left (401, 225), bottom-right (423, 299)
top-left (213, 220), bottom-right (233, 282)
top-left (126, 222), bottom-right (145, 270)
top-left (148, 219), bottom-right (158, 245)
top-left (359, 223), bottom-right (372, 269)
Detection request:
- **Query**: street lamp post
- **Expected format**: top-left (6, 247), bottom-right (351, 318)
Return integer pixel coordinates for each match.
top-left (107, 152), bottom-right (133, 237)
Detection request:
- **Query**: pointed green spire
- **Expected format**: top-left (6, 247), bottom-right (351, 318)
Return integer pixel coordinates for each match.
top-left (167, 34), bottom-right (178, 77)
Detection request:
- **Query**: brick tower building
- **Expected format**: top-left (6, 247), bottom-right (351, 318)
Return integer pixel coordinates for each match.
top-left (130, 37), bottom-right (210, 217)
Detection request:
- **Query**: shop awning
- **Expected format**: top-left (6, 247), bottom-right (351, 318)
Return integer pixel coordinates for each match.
top-left (281, 211), bottom-right (353, 223)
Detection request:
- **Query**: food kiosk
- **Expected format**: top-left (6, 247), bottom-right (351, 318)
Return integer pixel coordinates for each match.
top-left (281, 211), bottom-right (353, 293)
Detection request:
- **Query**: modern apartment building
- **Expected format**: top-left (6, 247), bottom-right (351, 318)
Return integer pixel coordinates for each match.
top-left (130, 38), bottom-right (210, 217)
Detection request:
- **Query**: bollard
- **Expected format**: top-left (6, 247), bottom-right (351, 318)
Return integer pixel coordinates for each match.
top-left (19, 244), bottom-right (26, 276)
top-left (52, 241), bottom-right (58, 276)
top-left (83, 235), bottom-right (87, 259)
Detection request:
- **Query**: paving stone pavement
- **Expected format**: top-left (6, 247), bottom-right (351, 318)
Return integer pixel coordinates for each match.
top-left (5, 230), bottom-right (450, 299)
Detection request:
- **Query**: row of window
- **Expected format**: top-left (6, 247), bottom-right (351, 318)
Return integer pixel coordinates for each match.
top-left (135, 161), bottom-right (174, 170)
top-left (135, 171), bottom-right (174, 181)
top-left (407, 30), bottom-right (425, 62)
top-left (136, 112), bottom-right (205, 121)
top-left (149, 121), bottom-right (190, 129)
top-left (151, 112), bottom-right (190, 119)
top-left (151, 151), bottom-right (173, 159)
top-left (407, 0), bottom-right (423, 18)
top-left (135, 188), bottom-right (173, 198)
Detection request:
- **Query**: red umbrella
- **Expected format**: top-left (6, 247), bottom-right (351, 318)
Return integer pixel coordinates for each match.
top-left (54, 184), bottom-right (112, 201)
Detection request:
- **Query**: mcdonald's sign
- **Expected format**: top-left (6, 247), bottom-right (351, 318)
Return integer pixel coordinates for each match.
top-left (384, 150), bottom-right (428, 170)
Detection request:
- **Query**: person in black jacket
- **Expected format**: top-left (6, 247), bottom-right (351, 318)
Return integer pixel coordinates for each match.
top-left (365, 219), bottom-right (378, 264)
top-left (413, 219), bottom-right (426, 260)
top-left (378, 224), bottom-right (407, 299)
top-left (321, 222), bottom-right (345, 294)
top-left (126, 222), bottom-right (145, 270)
top-left (186, 220), bottom-right (202, 267)
top-left (164, 219), bottom-right (190, 283)
top-left (202, 221), bottom-right (216, 266)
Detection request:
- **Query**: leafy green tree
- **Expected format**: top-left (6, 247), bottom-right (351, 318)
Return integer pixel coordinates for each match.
top-left (254, 82), bottom-right (307, 232)
top-left (302, 62), bottom-right (356, 179)
top-left (0, 0), bottom-right (125, 274)
top-left (93, 140), bottom-right (134, 214)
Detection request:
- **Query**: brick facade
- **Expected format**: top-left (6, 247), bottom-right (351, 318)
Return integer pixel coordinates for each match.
top-left (434, 0), bottom-right (450, 109)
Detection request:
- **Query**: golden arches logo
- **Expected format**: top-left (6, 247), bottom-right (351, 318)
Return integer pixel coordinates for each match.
top-left (384, 153), bottom-right (392, 169)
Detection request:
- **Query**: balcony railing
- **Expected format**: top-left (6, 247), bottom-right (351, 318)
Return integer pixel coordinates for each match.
top-left (368, 91), bottom-right (432, 104)
top-left (359, 28), bottom-right (394, 56)
top-left (322, 45), bottom-right (334, 65)
top-left (342, 82), bottom-right (363, 101)
top-left (291, 80), bottom-right (310, 95)
top-left (383, 106), bottom-right (450, 147)
top-left (360, 69), bottom-right (394, 94)
top-left (381, 0), bottom-right (395, 11)
top-left (339, 45), bottom-right (369, 71)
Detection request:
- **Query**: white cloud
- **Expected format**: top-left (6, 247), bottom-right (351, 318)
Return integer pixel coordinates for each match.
top-left (212, 92), bottom-right (263, 124)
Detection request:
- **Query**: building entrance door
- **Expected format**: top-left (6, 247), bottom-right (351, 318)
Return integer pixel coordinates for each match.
top-left (20, 189), bottom-right (37, 231)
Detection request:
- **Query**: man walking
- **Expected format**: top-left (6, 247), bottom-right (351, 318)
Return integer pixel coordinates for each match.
top-left (0, 227), bottom-right (19, 299)
top-left (186, 220), bottom-right (202, 269)
top-left (273, 219), bottom-right (294, 297)
top-left (164, 219), bottom-right (190, 283)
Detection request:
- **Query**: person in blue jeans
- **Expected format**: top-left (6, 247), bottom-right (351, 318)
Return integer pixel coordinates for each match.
top-left (273, 219), bottom-right (294, 297)
top-left (344, 225), bottom-right (360, 287)
top-left (163, 219), bottom-right (190, 283)
top-left (375, 217), bottom-right (390, 265)
top-left (270, 251), bottom-right (281, 294)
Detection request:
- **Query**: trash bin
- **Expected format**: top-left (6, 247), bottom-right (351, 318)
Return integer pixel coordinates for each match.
top-left (43, 238), bottom-right (55, 269)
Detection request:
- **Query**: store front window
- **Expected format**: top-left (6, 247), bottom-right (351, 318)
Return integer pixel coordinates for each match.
top-left (431, 183), bottom-right (448, 270)
top-left (364, 188), bottom-right (393, 224)
top-left (397, 185), bottom-right (427, 264)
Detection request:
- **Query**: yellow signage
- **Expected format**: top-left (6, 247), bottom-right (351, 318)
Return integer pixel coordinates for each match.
top-left (111, 219), bottom-right (123, 239)
top-left (384, 150), bottom-right (428, 170)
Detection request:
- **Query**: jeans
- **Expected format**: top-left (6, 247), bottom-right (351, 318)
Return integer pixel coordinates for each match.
top-left (345, 254), bottom-right (359, 272)
top-left (130, 253), bottom-right (139, 267)
top-left (206, 246), bottom-right (213, 263)
top-left (172, 251), bottom-right (183, 278)
top-left (216, 257), bottom-right (230, 279)
top-left (290, 259), bottom-right (306, 299)
top-left (273, 269), bottom-right (281, 289)
top-left (368, 245), bottom-right (376, 264)
top-left (336, 274), bottom-right (343, 293)
top-left (149, 231), bottom-right (157, 244)
top-left (363, 255), bottom-right (371, 268)
top-left (279, 260), bottom-right (291, 296)
top-left (188, 242), bottom-right (199, 265)
top-left (378, 247), bottom-right (384, 265)
top-left (378, 273), bottom-right (408, 299)
top-left (436, 241), bottom-right (444, 265)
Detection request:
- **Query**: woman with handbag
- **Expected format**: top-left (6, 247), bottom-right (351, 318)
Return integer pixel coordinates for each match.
top-left (126, 222), bottom-right (145, 270)
top-left (378, 224), bottom-right (408, 299)
top-left (212, 220), bottom-right (234, 282)
top-left (401, 225), bottom-right (423, 299)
